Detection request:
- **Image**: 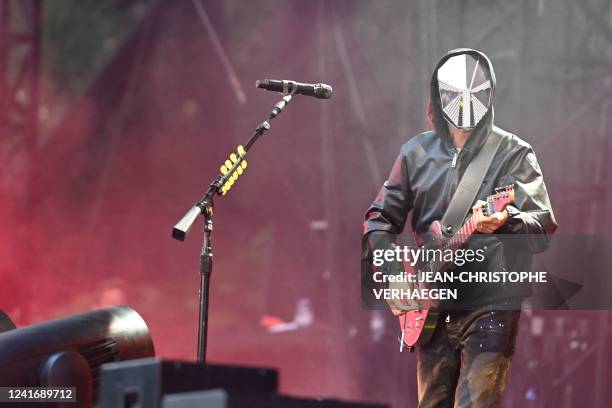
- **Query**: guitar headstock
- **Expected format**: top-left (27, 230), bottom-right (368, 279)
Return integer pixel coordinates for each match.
top-left (484, 184), bottom-right (515, 215)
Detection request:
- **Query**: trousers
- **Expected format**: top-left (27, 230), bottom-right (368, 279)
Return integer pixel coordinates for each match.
top-left (417, 308), bottom-right (520, 408)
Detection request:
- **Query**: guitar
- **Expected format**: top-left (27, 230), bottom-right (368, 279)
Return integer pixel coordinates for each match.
top-left (397, 184), bottom-right (515, 352)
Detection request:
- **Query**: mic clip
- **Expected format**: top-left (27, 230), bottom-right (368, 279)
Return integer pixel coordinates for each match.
top-left (282, 80), bottom-right (299, 96)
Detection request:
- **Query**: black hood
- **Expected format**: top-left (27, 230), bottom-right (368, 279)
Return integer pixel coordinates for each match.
top-left (430, 48), bottom-right (497, 156)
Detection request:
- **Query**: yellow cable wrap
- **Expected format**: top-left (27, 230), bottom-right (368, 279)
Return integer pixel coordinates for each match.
top-left (219, 145), bottom-right (247, 195)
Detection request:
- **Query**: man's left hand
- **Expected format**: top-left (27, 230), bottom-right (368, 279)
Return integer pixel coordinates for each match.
top-left (472, 200), bottom-right (509, 234)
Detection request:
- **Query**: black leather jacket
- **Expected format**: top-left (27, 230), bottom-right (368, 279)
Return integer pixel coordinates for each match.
top-left (362, 49), bottom-right (557, 309)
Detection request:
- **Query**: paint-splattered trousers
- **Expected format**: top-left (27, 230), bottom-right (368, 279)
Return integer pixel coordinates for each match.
top-left (417, 308), bottom-right (520, 408)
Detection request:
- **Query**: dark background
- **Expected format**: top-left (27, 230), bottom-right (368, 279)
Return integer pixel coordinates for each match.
top-left (1, 1), bottom-right (611, 406)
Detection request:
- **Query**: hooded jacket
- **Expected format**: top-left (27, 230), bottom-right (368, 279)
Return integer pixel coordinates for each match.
top-left (362, 48), bottom-right (558, 310)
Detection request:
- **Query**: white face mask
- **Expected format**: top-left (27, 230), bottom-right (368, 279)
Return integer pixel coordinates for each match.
top-left (437, 53), bottom-right (492, 129)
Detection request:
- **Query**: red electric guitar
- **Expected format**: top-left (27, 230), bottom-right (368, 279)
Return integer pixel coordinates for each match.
top-left (397, 184), bottom-right (515, 351)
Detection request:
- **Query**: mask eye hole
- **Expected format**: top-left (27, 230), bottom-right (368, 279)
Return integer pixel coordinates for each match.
top-left (472, 88), bottom-right (491, 105)
top-left (439, 90), bottom-right (458, 107)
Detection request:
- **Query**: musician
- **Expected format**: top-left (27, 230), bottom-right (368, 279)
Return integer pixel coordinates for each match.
top-left (362, 48), bottom-right (557, 407)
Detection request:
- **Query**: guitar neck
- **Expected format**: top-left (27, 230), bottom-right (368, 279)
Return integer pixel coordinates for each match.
top-left (444, 215), bottom-right (477, 252)
top-left (429, 215), bottom-right (477, 273)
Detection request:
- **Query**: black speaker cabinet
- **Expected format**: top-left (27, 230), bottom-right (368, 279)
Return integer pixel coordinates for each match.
top-left (99, 358), bottom-right (278, 408)
top-left (99, 358), bottom-right (389, 408)
top-left (161, 390), bottom-right (390, 408)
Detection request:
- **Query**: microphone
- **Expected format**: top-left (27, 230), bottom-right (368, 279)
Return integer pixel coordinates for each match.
top-left (255, 79), bottom-right (332, 99)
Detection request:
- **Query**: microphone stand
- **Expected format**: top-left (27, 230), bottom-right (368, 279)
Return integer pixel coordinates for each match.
top-left (172, 92), bottom-right (294, 364)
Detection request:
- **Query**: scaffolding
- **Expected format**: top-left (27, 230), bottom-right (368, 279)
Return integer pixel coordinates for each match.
top-left (0, 0), bottom-right (41, 201)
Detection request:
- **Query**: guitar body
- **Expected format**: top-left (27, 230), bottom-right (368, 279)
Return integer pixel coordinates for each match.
top-left (395, 185), bottom-right (515, 351)
top-left (397, 220), bottom-right (444, 351)
top-left (398, 309), bottom-right (440, 350)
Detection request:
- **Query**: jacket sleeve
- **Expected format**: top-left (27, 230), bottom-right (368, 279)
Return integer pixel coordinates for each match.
top-left (361, 148), bottom-right (414, 308)
top-left (363, 148), bottom-right (414, 236)
top-left (497, 144), bottom-right (558, 253)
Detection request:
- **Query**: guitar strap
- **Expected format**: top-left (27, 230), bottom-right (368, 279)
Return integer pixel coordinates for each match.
top-left (440, 127), bottom-right (504, 236)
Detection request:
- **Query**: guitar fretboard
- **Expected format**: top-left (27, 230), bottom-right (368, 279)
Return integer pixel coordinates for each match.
top-left (446, 215), bottom-right (477, 252)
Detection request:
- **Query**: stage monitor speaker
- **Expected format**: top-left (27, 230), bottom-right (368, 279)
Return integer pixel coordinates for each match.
top-left (99, 358), bottom-right (278, 408)
top-left (162, 390), bottom-right (389, 408)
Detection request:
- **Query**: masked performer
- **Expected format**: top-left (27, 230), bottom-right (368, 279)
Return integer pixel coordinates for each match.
top-left (362, 48), bottom-right (557, 407)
